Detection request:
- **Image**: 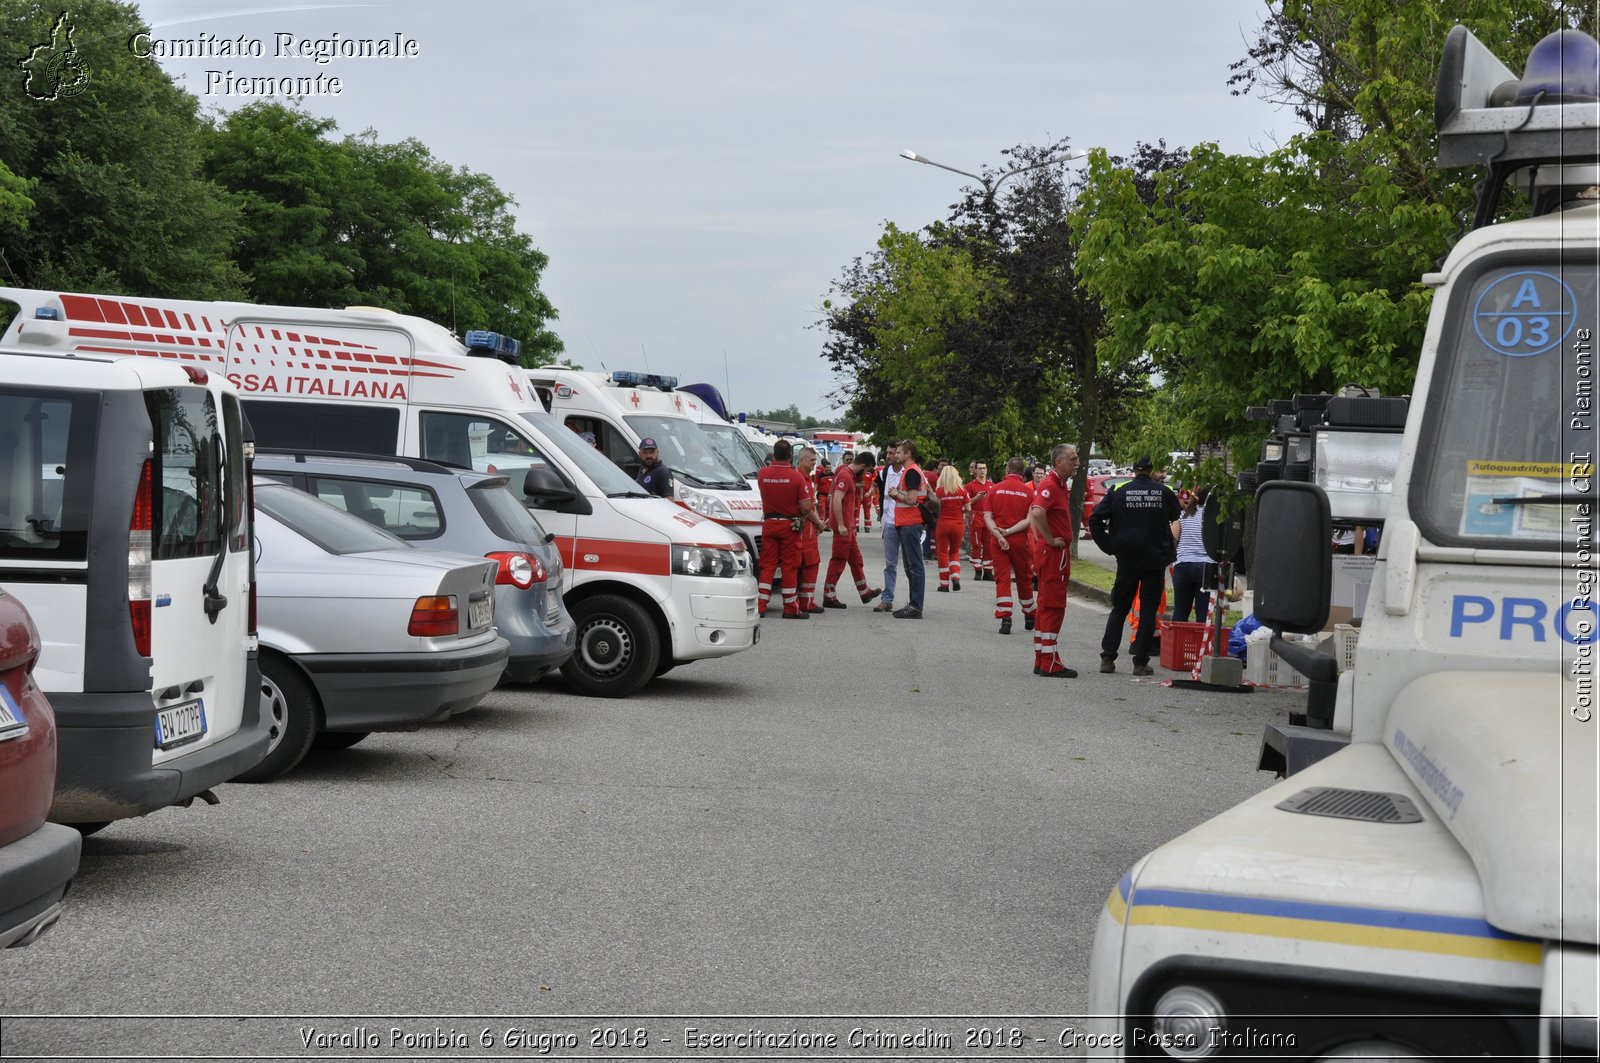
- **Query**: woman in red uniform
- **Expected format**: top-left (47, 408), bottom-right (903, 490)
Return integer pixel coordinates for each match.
top-left (933, 465), bottom-right (967, 593)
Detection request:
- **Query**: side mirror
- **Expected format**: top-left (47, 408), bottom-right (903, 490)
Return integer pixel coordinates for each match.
top-left (1252, 481), bottom-right (1332, 634)
top-left (523, 466), bottom-right (575, 506)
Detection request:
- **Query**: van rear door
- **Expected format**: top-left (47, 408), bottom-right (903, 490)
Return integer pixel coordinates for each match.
top-left (142, 385), bottom-right (250, 765)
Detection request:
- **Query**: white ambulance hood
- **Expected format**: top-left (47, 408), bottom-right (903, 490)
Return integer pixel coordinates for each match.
top-left (1386, 672), bottom-right (1597, 944)
top-left (609, 495), bottom-right (745, 549)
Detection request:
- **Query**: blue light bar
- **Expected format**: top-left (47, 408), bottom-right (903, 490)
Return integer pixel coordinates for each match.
top-left (464, 330), bottom-right (523, 363)
top-left (610, 370), bottom-right (679, 390)
top-left (33, 308), bottom-right (59, 320)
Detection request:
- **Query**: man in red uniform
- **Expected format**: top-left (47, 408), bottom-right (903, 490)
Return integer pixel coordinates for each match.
top-left (1029, 443), bottom-right (1081, 676)
top-left (822, 451), bottom-right (880, 608)
top-left (964, 460), bottom-right (992, 581)
top-left (756, 438), bottom-right (813, 619)
top-left (795, 446), bottom-right (829, 613)
top-left (984, 456), bottom-right (1037, 635)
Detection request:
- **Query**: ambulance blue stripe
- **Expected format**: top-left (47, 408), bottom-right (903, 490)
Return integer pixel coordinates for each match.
top-left (1128, 887), bottom-right (1537, 942)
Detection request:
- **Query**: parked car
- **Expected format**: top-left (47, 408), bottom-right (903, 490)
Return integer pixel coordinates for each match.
top-left (254, 452), bottom-right (575, 684)
top-left (0, 589), bottom-right (81, 947)
top-left (1080, 474), bottom-right (1132, 538)
top-left (243, 480), bottom-right (510, 782)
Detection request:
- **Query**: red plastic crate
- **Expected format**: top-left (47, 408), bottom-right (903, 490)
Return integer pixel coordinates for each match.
top-left (1159, 620), bottom-right (1232, 670)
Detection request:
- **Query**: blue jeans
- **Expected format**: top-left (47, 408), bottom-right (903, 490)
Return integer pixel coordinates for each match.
top-left (1171, 561), bottom-right (1210, 624)
top-left (898, 525), bottom-right (926, 610)
top-left (882, 523), bottom-right (902, 605)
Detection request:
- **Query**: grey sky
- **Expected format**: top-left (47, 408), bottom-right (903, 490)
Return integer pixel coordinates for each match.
top-left (136, 0), bottom-right (1290, 420)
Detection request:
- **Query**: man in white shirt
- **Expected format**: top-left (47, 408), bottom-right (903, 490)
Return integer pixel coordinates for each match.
top-left (875, 443), bottom-right (904, 613)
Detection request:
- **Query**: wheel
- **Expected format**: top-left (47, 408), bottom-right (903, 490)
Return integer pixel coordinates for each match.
top-left (653, 658), bottom-right (677, 678)
top-left (560, 594), bottom-right (660, 698)
top-left (234, 653), bottom-right (319, 782)
top-left (312, 731), bottom-right (369, 751)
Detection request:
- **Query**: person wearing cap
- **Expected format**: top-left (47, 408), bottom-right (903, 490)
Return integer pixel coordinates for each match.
top-left (1089, 455), bottom-right (1181, 675)
top-left (634, 437), bottom-right (673, 498)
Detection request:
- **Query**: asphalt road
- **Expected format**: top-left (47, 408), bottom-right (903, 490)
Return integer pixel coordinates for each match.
top-left (1, 535), bottom-right (1299, 1059)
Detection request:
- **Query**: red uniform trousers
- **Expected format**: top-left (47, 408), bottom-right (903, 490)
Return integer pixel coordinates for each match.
top-left (1034, 541), bottom-right (1071, 673)
top-left (991, 531), bottom-right (1036, 619)
top-left (969, 517), bottom-right (991, 576)
top-left (798, 530), bottom-right (821, 611)
top-left (757, 520), bottom-right (803, 616)
top-left (936, 517), bottom-right (963, 588)
top-left (824, 533), bottom-right (872, 601)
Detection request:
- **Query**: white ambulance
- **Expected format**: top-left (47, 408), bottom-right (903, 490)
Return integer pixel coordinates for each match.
top-left (0, 327), bottom-right (267, 830)
top-left (525, 369), bottom-right (764, 553)
top-left (0, 292), bottom-right (759, 699)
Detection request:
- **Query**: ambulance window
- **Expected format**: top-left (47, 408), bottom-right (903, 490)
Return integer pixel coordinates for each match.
top-left (419, 411), bottom-right (558, 504)
top-left (0, 387), bottom-right (96, 561)
top-left (243, 401), bottom-right (399, 456)
top-left (223, 395), bottom-right (248, 552)
top-left (146, 387), bottom-right (224, 561)
top-left (534, 386), bottom-right (554, 413)
top-left (599, 425), bottom-right (636, 470)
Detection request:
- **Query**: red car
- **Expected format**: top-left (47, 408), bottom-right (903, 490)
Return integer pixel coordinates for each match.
top-left (0, 589), bottom-right (81, 948)
top-left (1080, 475), bottom-right (1131, 537)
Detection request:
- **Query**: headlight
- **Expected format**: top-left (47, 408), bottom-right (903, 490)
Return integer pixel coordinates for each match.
top-left (677, 486), bottom-right (734, 522)
top-left (672, 545), bottom-right (746, 578)
top-left (1150, 986), bottom-right (1226, 1060)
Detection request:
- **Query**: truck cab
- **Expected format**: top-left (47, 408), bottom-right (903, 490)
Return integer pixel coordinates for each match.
top-left (1087, 28), bottom-right (1598, 1055)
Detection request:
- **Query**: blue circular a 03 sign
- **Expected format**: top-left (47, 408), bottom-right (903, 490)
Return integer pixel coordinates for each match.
top-left (1473, 270), bottom-right (1578, 357)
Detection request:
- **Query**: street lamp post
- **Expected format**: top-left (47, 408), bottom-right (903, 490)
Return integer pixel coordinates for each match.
top-left (900, 148), bottom-right (1088, 205)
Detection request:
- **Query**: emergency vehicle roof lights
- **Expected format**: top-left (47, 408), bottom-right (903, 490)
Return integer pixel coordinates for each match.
top-left (32, 307), bottom-right (59, 320)
top-left (464, 330), bottom-right (523, 364)
top-left (1514, 29), bottom-right (1600, 104)
top-left (609, 370), bottom-right (679, 390)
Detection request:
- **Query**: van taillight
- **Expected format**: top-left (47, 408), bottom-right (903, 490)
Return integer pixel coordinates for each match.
top-left (129, 459), bottom-right (153, 657)
top-left (487, 552), bottom-right (547, 589)
top-left (407, 596), bottom-right (458, 637)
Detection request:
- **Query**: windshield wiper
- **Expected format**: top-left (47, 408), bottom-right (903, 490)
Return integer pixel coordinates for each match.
top-left (606, 489), bottom-right (649, 498)
top-left (1490, 492), bottom-right (1596, 506)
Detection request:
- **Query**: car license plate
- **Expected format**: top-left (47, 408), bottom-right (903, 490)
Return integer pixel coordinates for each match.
top-left (155, 699), bottom-right (207, 751)
top-left (469, 596), bottom-right (492, 631)
top-left (0, 684), bottom-right (26, 742)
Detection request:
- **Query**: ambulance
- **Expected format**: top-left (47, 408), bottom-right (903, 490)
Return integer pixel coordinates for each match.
top-left (0, 327), bottom-right (266, 830)
top-left (1085, 28), bottom-right (1598, 1055)
top-left (525, 368), bottom-right (764, 553)
top-left (0, 292), bottom-right (759, 700)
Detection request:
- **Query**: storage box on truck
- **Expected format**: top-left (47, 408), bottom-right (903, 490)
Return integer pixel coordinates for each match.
top-left (0, 294), bottom-right (759, 699)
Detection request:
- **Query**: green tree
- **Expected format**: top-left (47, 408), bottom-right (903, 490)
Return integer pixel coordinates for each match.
top-left (1072, 0), bottom-right (1596, 459)
top-left (0, 0), bottom-right (245, 297)
top-left (201, 104), bottom-right (563, 364)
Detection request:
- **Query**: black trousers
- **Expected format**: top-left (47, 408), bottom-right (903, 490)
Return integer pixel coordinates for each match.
top-left (1101, 561), bottom-right (1166, 666)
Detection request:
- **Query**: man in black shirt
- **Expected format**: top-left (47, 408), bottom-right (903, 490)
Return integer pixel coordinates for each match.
top-left (635, 437), bottom-right (674, 498)
top-left (1089, 455), bottom-right (1181, 675)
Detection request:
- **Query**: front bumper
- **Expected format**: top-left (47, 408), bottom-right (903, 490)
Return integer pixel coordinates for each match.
top-left (0, 822), bottom-right (81, 948)
top-left (298, 637), bottom-right (510, 730)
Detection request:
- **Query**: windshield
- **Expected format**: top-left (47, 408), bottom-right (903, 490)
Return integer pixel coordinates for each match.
top-left (625, 414), bottom-right (746, 489)
top-left (254, 481), bottom-right (407, 556)
top-left (700, 422), bottom-right (761, 478)
top-left (1413, 255), bottom-right (1596, 549)
top-left (516, 411), bottom-right (646, 497)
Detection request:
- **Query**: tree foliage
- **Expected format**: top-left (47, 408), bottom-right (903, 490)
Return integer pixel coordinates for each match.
top-left (201, 103), bottom-right (563, 364)
top-left (0, 0), bottom-right (246, 296)
top-left (1073, 0), bottom-right (1597, 459)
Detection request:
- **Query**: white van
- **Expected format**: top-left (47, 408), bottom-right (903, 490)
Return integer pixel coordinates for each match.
top-left (525, 369), bottom-right (763, 553)
top-left (0, 333), bottom-right (266, 829)
top-left (0, 290), bottom-right (759, 699)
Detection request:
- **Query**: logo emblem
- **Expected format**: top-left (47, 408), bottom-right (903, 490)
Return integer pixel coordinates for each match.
top-left (21, 12), bottom-right (89, 101)
top-left (506, 372), bottom-right (524, 400)
top-left (629, 391), bottom-right (641, 408)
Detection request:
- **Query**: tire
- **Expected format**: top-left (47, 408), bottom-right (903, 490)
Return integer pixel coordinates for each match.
top-left (234, 653), bottom-right (319, 783)
top-left (560, 594), bottom-right (660, 698)
top-left (312, 731), bottom-right (369, 751)
top-left (653, 658), bottom-right (677, 678)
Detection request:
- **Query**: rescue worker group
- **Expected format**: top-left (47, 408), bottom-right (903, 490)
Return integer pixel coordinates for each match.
top-left (751, 439), bottom-right (1181, 680)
